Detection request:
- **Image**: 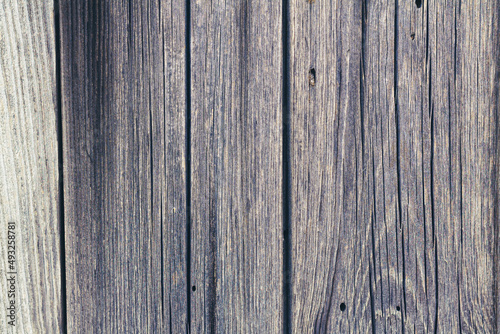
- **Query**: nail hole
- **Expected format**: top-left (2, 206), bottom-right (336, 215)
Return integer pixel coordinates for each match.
top-left (308, 68), bottom-right (316, 87)
top-left (396, 305), bottom-right (401, 311)
top-left (410, 33), bottom-right (415, 40)
top-left (192, 285), bottom-right (196, 292)
top-left (415, 0), bottom-right (422, 8)
top-left (340, 303), bottom-right (346, 312)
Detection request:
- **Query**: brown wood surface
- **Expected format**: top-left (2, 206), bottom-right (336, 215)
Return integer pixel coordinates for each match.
top-left (289, 0), bottom-right (500, 333)
top-left (60, 0), bottom-right (187, 332)
top-left (0, 0), bottom-right (62, 332)
top-left (190, 0), bottom-right (283, 332)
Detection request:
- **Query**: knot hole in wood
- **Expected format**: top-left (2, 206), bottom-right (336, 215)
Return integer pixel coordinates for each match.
top-left (308, 68), bottom-right (316, 87)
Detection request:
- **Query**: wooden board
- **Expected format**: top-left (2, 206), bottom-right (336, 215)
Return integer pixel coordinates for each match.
top-left (289, 0), bottom-right (499, 332)
top-left (289, 0), bottom-right (368, 332)
top-left (0, 0), bottom-right (62, 332)
top-left (189, 0), bottom-right (283, 332)
top-left (60, 0), bottom-right (187, 332)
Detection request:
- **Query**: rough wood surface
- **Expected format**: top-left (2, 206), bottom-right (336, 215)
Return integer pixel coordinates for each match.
top-left (3, 0), bottom-right (493, 332)
top-left (190, 0), bottom-right (283, 332)
top-left (60, 0), bottom-right (187, 332)
top-left (290, 0), bottom-right (499, 332)
top-left (0, 0), bottom-right (62, 332)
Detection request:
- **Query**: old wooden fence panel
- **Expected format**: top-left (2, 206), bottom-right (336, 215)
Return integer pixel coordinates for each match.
top-left (1, 0), bottom-right (499, 332)
top-left (0, 0), bottom-right (62, 332)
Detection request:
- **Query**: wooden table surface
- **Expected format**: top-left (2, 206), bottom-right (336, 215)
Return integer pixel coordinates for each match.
top-left (1, 0), bottom-right (499, 332)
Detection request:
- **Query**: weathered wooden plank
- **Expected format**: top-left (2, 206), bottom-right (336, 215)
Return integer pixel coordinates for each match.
top-left (393, 0), bottom-right (498, 331)
top-left (289, 0), bottom-right (369, 332)
top-left (190, 0), bottom-right (283, 332)
top-left (60, 0), bottom-right (187, 332)
top-left (290, 0), bottom-right (499, 332)
top-left (0, 0), bottom-right (62, 332)
top-left (423, 1), bottom-right (497, 331)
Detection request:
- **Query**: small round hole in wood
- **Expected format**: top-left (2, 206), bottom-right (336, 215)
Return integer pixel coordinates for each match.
top-left (340, 303), bottom-right (346, 312)
top-left (309, 68), bottom-right (316, 87)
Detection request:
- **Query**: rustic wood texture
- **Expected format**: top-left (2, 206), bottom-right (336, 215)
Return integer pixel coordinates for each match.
top-left (60, 0), bottom-right (187, 332)
top-left (1, 0), bottom-right (490, 332)
top-left (289, 0), bottom-right (368, 332)
top-left (190, 0), bottom-right (283, 332)
top-left (0, 0), bottom-right (62, 332)
top-left (290, 0), bottom-right (499, 332)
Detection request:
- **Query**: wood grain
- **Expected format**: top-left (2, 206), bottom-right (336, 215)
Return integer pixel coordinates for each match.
top-left (60, 0), bottom-right (187, 332)
top-left (289, 0), bottom-right (499, 332)
top-left (289, 0), bottom-right (368, 332)
top-left (423, 1), bottom-right (498, 331)
top-left (0, 0), bottom-right (62, 332)
top-left (189, 0), bottom-right (283, 332)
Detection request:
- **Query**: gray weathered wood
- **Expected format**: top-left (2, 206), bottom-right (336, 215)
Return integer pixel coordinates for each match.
top-left (290, 0), bottom-right (499, 332)
top-left (190, 0), bottom-right (283, 332)
top-left (0, 0), bottom-right (62, 332)
top-left (420, 1), bottom-right (498, 331)
top-left (60, 0), bottom-right (187, 332)
top-left (289, 0), bottom-right (368, 332)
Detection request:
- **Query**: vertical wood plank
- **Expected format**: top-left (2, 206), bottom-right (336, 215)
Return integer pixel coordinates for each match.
top-left (190, 0), bottom-right (283, 332)
top-left (423, 0), bottom-right (497, 331)
top-left (289, 0), bottom-right (368, 332)
top-left (60, 0), bottom-right (187, 332)
top-left (290, 0), bottom-right (499, 332)
top-left (394, 0), bottom-right (498, 331)
top-left (0, 0), bottom-right (62, 332)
